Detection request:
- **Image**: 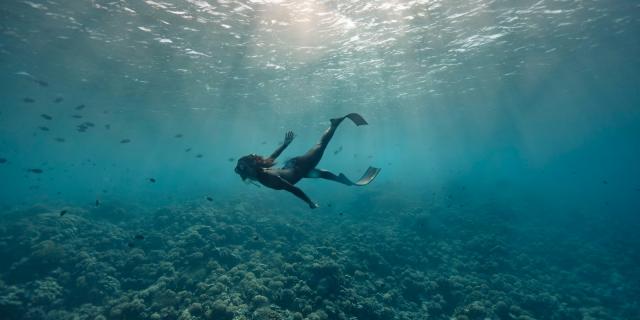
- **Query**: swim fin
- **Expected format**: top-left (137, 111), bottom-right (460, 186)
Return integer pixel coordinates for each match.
top-left (339, 166), bottom-right (381, 186)
top-left (345, 113), bottom-right (368, 126)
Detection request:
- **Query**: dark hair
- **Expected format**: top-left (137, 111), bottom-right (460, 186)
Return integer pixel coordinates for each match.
top-left (240, 154), bottom-right (275, 169)
top-left (235, 154), bottom-right (275, 180)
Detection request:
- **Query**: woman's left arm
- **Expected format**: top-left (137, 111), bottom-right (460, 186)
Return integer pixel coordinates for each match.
top-left (269, 131), bottom-right (295, 160)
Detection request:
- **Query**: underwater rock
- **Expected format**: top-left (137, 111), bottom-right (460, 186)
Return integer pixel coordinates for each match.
top-left (252, 306), bottom-right (285, 320)
top-left (305, 309), bottom-right (329, 320)
top-left (209, 300), bottom-right (234, 320)
top-left (28, 277), bottom-right (63, 306)
top-left (0, 283), bottom-right (27, 317)
top-left (188, 302), bottom-right (203, 316)
top-left (306, 261), bottom-right (344, 296)
top-left (32, 240), bottom-right (65, 262)
top-left (274, 287), bottom-right (296, 306)
top-left (251, 294), bottom-right (269, 307)
top-left (110, 297), bottom-right (146, 319)
top-left (92, 275), bottom-right (121, 299)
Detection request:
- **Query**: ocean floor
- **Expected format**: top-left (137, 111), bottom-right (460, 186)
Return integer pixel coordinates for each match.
top-left (0, 198), bottom-right (638, 320)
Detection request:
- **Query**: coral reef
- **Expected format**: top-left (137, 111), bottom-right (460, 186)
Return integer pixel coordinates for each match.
top-left (0, 199), bottom-right (638, 319)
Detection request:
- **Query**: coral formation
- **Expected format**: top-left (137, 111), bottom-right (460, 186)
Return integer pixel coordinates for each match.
top-left (0, 199), bottom-right (638, 319)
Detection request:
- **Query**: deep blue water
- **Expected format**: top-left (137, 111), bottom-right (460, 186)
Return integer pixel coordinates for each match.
top-left (0, 0), bottom-right (639, 319)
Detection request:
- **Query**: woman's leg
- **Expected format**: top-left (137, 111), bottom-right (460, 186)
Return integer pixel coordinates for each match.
top-left (305, 168), bottom-right (353, 185)
top-left (295, 117), bottom-right (345, 173)
top-left (291, 113), bottom-right (368, 180)
top-left (306, 166), bottom-right (382, 186)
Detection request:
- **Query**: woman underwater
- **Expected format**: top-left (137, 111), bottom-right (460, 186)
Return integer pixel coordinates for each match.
top-left (234, 113), bottom-right (381, 209)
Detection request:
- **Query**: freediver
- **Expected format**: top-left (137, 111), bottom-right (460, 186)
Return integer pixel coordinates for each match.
top-left (234, 113), bottom-right (381, 209)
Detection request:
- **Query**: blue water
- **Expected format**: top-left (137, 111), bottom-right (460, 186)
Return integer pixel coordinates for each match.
top-left (1, 0), bottom-right (639, 319)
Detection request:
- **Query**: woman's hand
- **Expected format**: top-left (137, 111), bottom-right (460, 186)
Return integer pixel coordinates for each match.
top-left (284, 131), bottom-right (295, 144)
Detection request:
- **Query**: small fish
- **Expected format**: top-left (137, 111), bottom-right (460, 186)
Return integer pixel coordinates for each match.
top-left (53, 97), bottom-right (64, 103)
top-left (196, 154), bottom-right (203, 158)
top-left (59, 210), bottom-right (67, 217)
top-left (23, 97), bottom-right (35, 103)
top-left (253, 235), bottom-right (259, 241)
top-left (120, 139), bottom-right (131, 144)
top-left (54, 137), bottom-right (65, 142)
top-left (18, 72), bottom-right (48, 87)
top-left (228, 157), bottom-right (235, 162)
top-left (174, 134), bottom-right (183, 138)
top-left (327, 203), bottom-right (332, 208)
top-left (0, 158), bottom-right (6, 164)
top-left (38, 126), bottom-right (49, 131)
top-left (339, 212), bottom-right (343, 216)
top-left (27, 168), bottom-right (43, 174)
top-left (185, 148), bottom-right (192, 152)
top-left (104, 124), bottom-right (110, 130)
top-left (41, 114), bottom-right (52, 120)
top-left (148, 178), bottom-right (156, 183)
top-left (15, 71), bottom-right (32, 77)
top-left (75, 104), bottom-right (86, 110)
top-left (261, 141), bottom-right (267, 145)
top-left (127, 242), bottom-right (135, 248)
top-left (134, 234), bottom-right (144, 240)
top-left (71, 115), bottom-right (83, 119)
top-left (206, 196), bottom-right (213, 202)
top-left (602, 180), bottom-right (608, 185)
top-left (83, 122), bottom-right (95, 127)
top-left (334, 146), bottom-right (343, 155)
top-left (95, 199), bottom-right (100, 207)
